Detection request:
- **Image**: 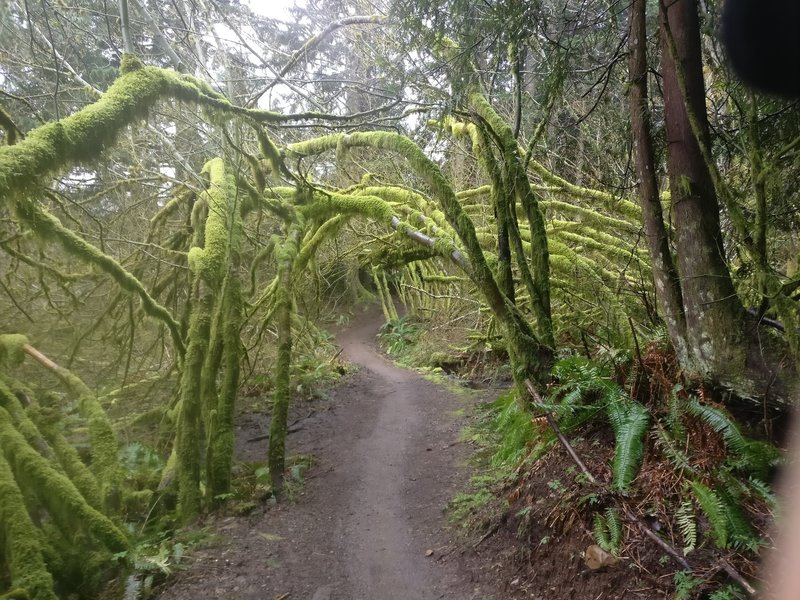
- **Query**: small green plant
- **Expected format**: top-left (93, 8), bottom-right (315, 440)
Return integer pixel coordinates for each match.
top-left (673, 571), bottom-right (702, 600)
top-left (708, 584), bottom-right (746, 600)
top-left (676, 500), bottom-right (697, 555)
top-left (282, 454), bottom-right (314, 501)
top-left (378, 316), bottom-right (420, 356)
top-left (449, 489), bottom-right (494, 526)
top-left (593, 507), bottom-right (623, 555)
top-left (116, 527), bottom-right (214, 598)
top-left (607, 396), bottom-right (649, 491)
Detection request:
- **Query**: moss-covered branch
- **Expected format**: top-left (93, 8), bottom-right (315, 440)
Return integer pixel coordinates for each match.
top-left (16, 341), bottom-right (120, 500)
top-left (469, 93), bottom-right (554, 347)
top-left (289, 131), bottom-right (551, 386)
top-left (0, 403), bottom-right (128, 552)
top-left (0, 450), bottom-right (56, 600)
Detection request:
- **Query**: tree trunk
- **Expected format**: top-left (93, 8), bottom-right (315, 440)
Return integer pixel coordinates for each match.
top-left (659, 0), bottom-right (747, 386)
top-left (628, 0), bottom-right (688, 362)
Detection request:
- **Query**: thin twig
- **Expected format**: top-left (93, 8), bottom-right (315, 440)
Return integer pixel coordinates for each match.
top-left (524, 379), bottom-right (596, 484)
top-left (719, 558), bottom-right (757, 597)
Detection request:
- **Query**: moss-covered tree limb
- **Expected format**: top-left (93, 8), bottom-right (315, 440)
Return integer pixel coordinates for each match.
top-left (15, 341), bottom-right (119, 503)
top-left (0, 103), bottom-right (23, 145)
top-left (0, 405), bottom-right (128, 552)
top-left (0, 450), bottom-right (56, 600)
top-left (288, 131), bottom-right (552, 387)
top-left (469, 93), bottom-right (554, 346)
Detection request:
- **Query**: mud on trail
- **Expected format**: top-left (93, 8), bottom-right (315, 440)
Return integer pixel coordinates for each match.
top-left (158, 308), bottom-right (498, 600)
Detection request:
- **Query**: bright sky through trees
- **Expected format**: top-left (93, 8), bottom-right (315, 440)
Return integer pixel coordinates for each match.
top-left (248, 0), bottom-right (301, 20)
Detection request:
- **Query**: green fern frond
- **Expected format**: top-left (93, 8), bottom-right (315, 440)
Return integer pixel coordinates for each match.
top-left (691, 480), bottom-right (728, 548)
top-left (708, 584), bottom-right (746, 600)
top-left (731, 440), bottom-right (782, 479)
top-left (593, 507), bottom-right (623, 554)
top-left (716, 486), bottom-right (758, 552)
top-left (665, 384), bottom-right (687, 442)
top-left (673, 571), bottom-right (702, 600)
top-left (487, 391), bottom-right (537, 468)
top-left (687, 397), bottom-right (781, 478)
top-left (686, 398), bottom-right (747, 454)
top-left (605, 507), bottom-right (622, 549)
top-left (653, 425), bottom-right (697, 475)
top-left (593, 512), bottom-right (611, 551)
top-left (748, 477), bottom-right (779, 514)
top-left (608, 398), bottom-right (649, 491)
top-left (676, 500), bottom-right (697, 555)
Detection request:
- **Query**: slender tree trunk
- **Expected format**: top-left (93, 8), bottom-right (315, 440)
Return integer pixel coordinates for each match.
top-left (268, 231), bottom-right (299, 497)
top-left (659, 0), bottom-right (746, 385)
top-left (628, 0), bottom-right (688, 362)
top-left (118, 0), bottom-right (134, 54)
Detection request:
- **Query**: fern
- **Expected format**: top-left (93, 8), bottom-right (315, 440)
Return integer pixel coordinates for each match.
top-left (487, 391), bottom-right (538, 468)
top-left (593, 507), bottom-right (623, 554)
top-left (687, 398), bottom-right (781, 478)
top-left (691, 480), bottom-right (728, 548)
top-left (653, 425), bottom-right (697, 475)
top-left (608, 397), bottom-right (650, 491)
top-left (673, 571), bottom-right (702, 600)
top-left (676, 500), bottom-right (697, 555)
top-left (687, 398), bottom-right (747, 453)
top-left (748, 477), bottom-right (779, 514)
top-left (665, 384), bottom-right (687, 442)
top-left (709, 584), bottom-right (745, 600)
top-left (716, 481), bottom-right (759, 551)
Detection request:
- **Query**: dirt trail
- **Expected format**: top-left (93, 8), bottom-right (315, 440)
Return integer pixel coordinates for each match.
top-left (158, 307), bottom-right (496, 600)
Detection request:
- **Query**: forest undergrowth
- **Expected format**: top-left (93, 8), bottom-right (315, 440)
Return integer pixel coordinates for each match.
top-left (381, 320), bottom-right (785, 600)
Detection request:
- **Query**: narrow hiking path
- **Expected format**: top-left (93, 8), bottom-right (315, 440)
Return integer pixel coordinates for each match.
top-left (158, 307), bottom-right (499, 600)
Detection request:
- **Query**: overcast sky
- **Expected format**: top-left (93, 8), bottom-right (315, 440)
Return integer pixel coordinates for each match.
top-left (247, 0), bottom-right (302, 20)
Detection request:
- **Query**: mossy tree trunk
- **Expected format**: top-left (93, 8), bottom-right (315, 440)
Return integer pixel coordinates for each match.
top-left (176, 158), bottom-right (242, 520)
top-left (0, 450), bottom-right (57, 600)
top-left (268, 226), bottom-right (301, 497)
top-left (469, 93), bottom-right (554, 349)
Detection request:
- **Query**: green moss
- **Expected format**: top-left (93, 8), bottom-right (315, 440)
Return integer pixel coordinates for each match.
top-left (0, 104), bottom-right (22, 146)
top-left (299, 191), bottom-right (395, 226)
top-left (288, 130), bottom-right (551, 386)
top-left (119, 53), bottom-right (144, 74)
top-left (39, 365), bottom-right (119, 504)
top-left (295, 216), bottom-right (347, 274)
top-left (469, 92), bottom-right (553, 347)
top-left (0, 451), bottom-right (56, 600)
top-left (268, 227), bottom-right (301, 496)
top-left (0, 334), bottom-right (28, 368)
top-left (206, 171), bottom-right (244, 500)
top-left (189, 159), bottom-right (236, 285)
top-left (0, 406), bottom-right (127, 553)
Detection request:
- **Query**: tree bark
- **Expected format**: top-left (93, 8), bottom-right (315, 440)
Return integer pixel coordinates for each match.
top-left (628, 0), bottom-right (688, 362)
top-left (659, 0), bottom-right (746, 385)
